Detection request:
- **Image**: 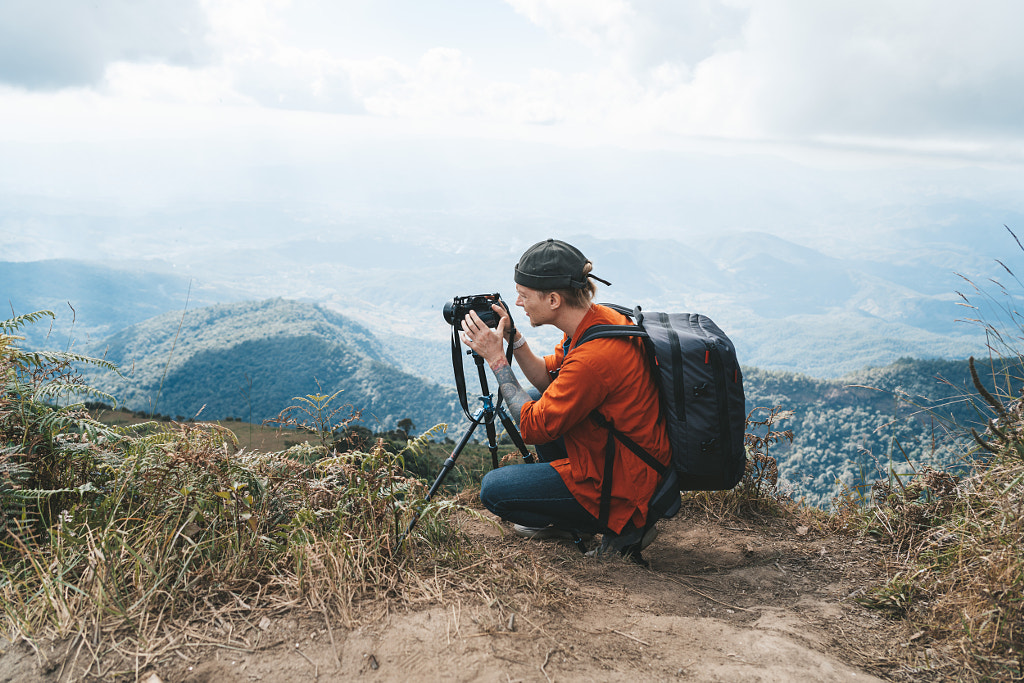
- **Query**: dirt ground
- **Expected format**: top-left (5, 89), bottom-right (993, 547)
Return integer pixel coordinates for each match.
top-left (1, 510), bottom-right (926, 683)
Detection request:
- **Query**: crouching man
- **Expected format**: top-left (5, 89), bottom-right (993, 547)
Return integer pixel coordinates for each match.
top-left (459, 239), bottom-right (670, 559)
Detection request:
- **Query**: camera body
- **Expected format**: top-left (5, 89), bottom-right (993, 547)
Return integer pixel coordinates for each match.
top-left (443, 293), bottom-right (504, 328)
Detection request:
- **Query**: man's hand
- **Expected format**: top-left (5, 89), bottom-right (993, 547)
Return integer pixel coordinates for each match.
top-left (460, 309), bottom-right (507, 365)
top-left (489, 303), bottom-right (514, 342)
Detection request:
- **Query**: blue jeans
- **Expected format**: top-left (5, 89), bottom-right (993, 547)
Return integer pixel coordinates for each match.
top-left (479, 453), bottom-right (605, 534)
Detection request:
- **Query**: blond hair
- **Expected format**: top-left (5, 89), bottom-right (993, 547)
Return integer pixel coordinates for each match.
top-left (545, 262), bottom-right (597, 310)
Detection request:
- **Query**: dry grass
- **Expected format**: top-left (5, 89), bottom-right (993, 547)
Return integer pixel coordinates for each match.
top-left (855, 434), bottom-right (1024, 678)
top-left (1, 314), bottom-right (563, 680)
top-left (0, 419), bottom-right (560, 680)
top-left (846, 228), bottom-right (1024, 680)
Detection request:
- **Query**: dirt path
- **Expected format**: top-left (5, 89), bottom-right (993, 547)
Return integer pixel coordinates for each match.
top-left (1, 511), bottom-right (913, 682)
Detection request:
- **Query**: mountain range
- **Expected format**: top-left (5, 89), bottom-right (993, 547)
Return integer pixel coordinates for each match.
top-left (3, 228), bottom-right (1010, 385)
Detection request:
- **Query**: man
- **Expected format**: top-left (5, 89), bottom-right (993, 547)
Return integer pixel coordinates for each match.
top-left (460, 239), bottom-right (671, 558)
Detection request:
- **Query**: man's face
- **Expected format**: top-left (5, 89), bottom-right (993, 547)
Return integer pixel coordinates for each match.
top-left (515, 285), bottom-right (554, 327)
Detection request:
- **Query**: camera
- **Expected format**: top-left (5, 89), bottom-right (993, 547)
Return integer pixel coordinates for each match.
top-left (443, 293), bottom-right (504, 328)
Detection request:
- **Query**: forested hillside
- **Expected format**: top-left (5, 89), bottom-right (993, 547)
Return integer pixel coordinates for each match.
top-left (83, 298), bottom-right (463, 432)
top-left (747, 357), bottom-right (1004, 507)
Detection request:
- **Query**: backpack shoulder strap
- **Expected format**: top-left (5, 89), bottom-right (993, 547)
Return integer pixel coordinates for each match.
top-left (602, 302), bottom-right (635, 318)
top-left (576, 323), bottom-right (648, 346)
top-left (576, 303), bottom-right (648, 346)
top-left (590, 410), bottom-right (669, 530)
top-left (576, 303), bottom-right (666, 426)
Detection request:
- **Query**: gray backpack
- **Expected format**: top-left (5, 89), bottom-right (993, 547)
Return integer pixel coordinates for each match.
top-left (576, 304), bottom-right (747, 525)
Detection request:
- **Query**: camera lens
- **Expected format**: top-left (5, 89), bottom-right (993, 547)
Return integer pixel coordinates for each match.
top-left (442, 300), bottom-right (457, 325)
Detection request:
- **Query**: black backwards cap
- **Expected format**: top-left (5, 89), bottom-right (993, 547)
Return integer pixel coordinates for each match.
top-left (514, 239), bottom-right (612, 290)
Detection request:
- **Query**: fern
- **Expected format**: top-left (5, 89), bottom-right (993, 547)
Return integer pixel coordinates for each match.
top-left (12, 349), bottom-right (119, 375)
top-left (0, 460), bottom-right (32, 538)
top-left (0, 310), bottom-right (128, 537)
top-left (0, 310), bottom-right (55, 334)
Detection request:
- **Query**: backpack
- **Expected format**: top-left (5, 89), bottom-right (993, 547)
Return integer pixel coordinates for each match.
top-left (576, 304), bottom-right (747, 525)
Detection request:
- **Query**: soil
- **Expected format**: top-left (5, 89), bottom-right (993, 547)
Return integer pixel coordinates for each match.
top-left (0, 510), bottom-right (922, 683)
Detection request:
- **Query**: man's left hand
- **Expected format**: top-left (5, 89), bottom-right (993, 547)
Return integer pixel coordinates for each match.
top-left (460, 310), bottom-right (508, 365)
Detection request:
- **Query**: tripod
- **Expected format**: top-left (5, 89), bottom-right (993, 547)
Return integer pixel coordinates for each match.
top-left (400, 350), bottom-right (534, 542)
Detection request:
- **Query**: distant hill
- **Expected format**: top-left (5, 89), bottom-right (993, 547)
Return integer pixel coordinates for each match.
top-left (1, 259), bottom-right (242, 351)
top-left (82, 299), bottom-right (463, 433)
top-left (75, 295), bottom-right (1007, 507)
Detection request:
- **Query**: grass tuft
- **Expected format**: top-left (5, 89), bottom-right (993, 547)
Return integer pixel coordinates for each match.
top-left (681, 405), bottom-right (803, 520)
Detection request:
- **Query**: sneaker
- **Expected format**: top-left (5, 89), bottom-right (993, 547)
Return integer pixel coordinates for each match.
top-left (586, 525), bottom-right (659, 561)
top-left (513, 524), bottom-right (593, 542)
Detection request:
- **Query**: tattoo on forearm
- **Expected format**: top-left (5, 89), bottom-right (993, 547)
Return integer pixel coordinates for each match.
top-left (490, 359), bottom-right (530, 422)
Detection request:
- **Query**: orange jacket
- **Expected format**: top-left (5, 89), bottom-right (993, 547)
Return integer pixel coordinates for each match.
top-left (518, 304), bottom-right (671, 533)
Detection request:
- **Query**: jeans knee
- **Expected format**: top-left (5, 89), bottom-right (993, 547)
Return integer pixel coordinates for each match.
top-left (479, 470), bottom-right (500, 514)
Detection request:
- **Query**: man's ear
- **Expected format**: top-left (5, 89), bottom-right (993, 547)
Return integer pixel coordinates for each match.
top-left (547, 291), bottom-right (562, 311)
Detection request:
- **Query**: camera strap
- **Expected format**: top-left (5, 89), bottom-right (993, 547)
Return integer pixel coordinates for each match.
top-left (452, 325), bottom-right (471, 417)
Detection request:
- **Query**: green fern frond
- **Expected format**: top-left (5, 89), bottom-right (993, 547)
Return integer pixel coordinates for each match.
top-left (5, 484), bottom-right (96, 503)
top-left (402, 423), bottom-right (448, 456)
top-left (73, 413), bottom-right (133, 443)
top-left (30, 382), bottom-right (118, 406)
top-left (119, 421), bottom-right (160, 435)
top-left (0, 311), bottom-right (55, 334)
top-left (36, 407), bottom-right (105, 439)
top-left (15, 349), bottom-right (120, 375)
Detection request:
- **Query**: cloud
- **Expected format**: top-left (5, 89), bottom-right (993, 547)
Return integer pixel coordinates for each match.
top-left (5, 0), bottom-right (1024, 156)
top-left (728, 0), bottom-right (1024, 140)
top-left (189, 0), bottom-right (363, 113)
top-left (505, 0), bottom-right (745, 74)
top-left (0, 0), bottom-right (212, 89)
top-left (503, 0), bottom-right (1024, 146)
top-left (504, 0), bottom-right (637, 54)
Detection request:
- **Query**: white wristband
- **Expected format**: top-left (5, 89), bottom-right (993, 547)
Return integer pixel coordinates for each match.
top-left (511, 335), bottom-right (527, 350)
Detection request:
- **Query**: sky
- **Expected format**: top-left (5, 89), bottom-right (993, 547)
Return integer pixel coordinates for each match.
top-left (2, 0), bottom-right (1024, 264)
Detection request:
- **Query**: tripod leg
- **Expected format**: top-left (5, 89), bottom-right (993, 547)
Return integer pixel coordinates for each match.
top-left (425, 410), bottom-right (481, 501)
top-left (498, 406), bottom-right (535, 463)
top-left (400, 409), bottom-right (482, 543)
top-left (484, 412), bottom-right (500, 470)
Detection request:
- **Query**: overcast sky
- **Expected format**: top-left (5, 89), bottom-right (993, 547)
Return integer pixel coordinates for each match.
top-left (2, 0), bottom-right (1023, 263)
